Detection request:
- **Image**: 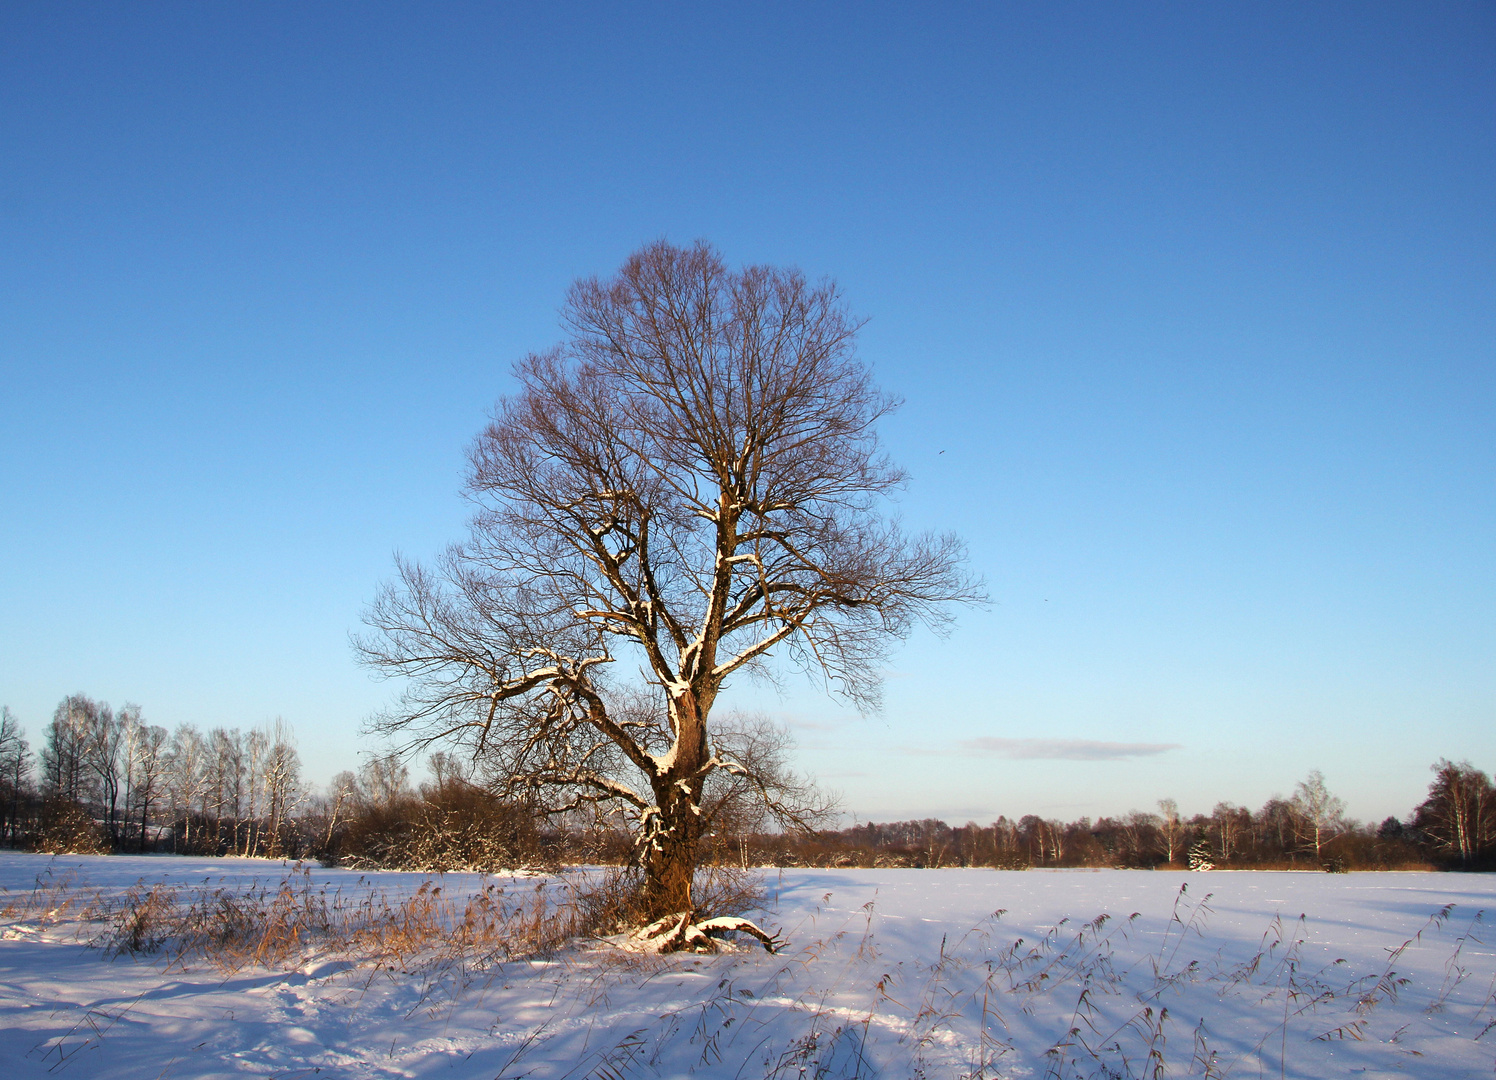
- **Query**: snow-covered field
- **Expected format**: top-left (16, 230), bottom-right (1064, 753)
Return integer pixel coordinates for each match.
top-left (1, 853), bottom-right (1493, 1078)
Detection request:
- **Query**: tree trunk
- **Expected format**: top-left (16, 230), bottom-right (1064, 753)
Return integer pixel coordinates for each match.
top-left (642, 794), bottom-right (703, 918)
top-left (641, 691), bottom-right (709, 920)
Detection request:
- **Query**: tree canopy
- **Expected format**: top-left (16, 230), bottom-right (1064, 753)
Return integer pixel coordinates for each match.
top-left (356, 240), bottom-right (981, 928)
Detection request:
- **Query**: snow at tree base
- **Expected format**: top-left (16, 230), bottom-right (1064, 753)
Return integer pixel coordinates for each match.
top-left (3, 853), bottom-right (1494, 1078)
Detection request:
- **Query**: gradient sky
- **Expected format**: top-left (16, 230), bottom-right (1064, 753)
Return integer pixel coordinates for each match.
top-left (3, 2), bottom-right (1492, 827)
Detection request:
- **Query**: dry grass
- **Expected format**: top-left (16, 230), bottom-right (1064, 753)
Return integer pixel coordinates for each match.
top-left (0, 865), bottom-right (111, 925)
top-left (546, 883), bottom-right (1496, 1080)
top-left (3, 864), bottom-right (645, 975)
top-left (0, 861), bottom-right (773, 977)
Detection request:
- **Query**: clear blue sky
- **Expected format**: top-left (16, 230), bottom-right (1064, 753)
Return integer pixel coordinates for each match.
top-left (3, 2), bottom-right (1492, 826)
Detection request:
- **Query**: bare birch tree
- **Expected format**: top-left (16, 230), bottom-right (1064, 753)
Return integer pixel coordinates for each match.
top-left (165, 725), bottom-right (208, 852)
top-left (128, 722), bottom-right (168, 851)
top-left (1291, 769), bottom-right (1346, 860)
top-left (243, 727), bottom-right (267, 856)
top-left (1414, 760), bottom-right (1492, 866)
top-left (207, 727), bottom-right (244, 852)
top-left (357, 241), bottom-right (980, 927)
top-left (260, 720), bottom-right (301, 856)
top-left (1211, 801), bottom-right (1248, 862)
top-left (1156, 798), bottom-right (1183, 866)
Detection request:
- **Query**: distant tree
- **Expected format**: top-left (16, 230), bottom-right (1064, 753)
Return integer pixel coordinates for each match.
top-left (260, 720), bottom-right (301, 856)
top-left (207, 727), bottom-right (245, 851)
top-left (990, 817), bottom-right (1023, 866)
top-left (41, 695), bottom-right (95, 804)
top-left (359, 753), bottom-right (413, 809)
top-left (128, 721), bottom-right (168, 852)
top-left (1089, 813), bottom-right (1156, 867)
top-left (1210, 802), bottom-right (1249, 863)
top-left (1017, 814), bottom-right (1046, 864)
top-left (242, 727), bottom-right (267, 856)
top-left (83, 702), bottom-right (125, 846)
top-left (1122, 810), bottom-right (1161, 866)
top-left (1255, 797), bottom-right (1298, 860)
top-left (318, 769), bottom-right (360, 854)
top-left (165, 724), bottom-right (209, 852)
top-left (1291, 770), bottom-right (1346, 860)
top-left (1157, 798), bottom-right (1183, 865)
top-left (1413, 760), bottom-right (1493, 867)
top-left (0, 707), bottom-right (32, 845)
top-left (356, 241), bottom-right (978, 931)
top-left (118, 706), bottom-right (143, 844)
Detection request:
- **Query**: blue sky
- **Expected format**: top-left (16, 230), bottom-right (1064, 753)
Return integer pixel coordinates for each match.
top-left (2, 2), bottom-right (1492, 825)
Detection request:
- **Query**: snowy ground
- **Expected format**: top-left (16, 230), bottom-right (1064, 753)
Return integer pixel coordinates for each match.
top-left (1, 853), bottom-right (1493, 1078)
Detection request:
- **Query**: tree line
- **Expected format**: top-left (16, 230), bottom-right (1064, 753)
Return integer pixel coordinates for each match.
top-left (1, 698), bottom-right (1491, 873)
top-left (0, 697), bottom-right (303, 857)
top-left (746, 762), bottom-right (1492, 872)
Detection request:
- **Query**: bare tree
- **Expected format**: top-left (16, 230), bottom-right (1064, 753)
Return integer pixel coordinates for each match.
top-left (1291, 769), bottom-right (1346, 860)
top-left (359, 753), bottom-right (413, 809)
top-left (320, 769), bottom-right (360, 853)
top-left (0, 707), bottom-right (31, 845)
top-left (260, 719), bottom-right (301, 856)
top-left (1120, 810), bottom-right (1161, 866)
top-left (164, 724), bottom-right (208, 852)
top-left (357, 241), bottom-right (979, 928)
top-left (242, 727), bottom-right (267, 855)
top-left (1255, 796), bottom-right (1298, 855)
top-left (1414, 760), bottom-right (1492, 866)
top-left (41, 695), bottom-right (95, 804)
top-left (1156, 798), bottom-right (1183, 866)
top-left (128, 722), bottom-right (168, 852)
top-left (119, 706), bottom-right (142, 846)
top-left (207, 727), bottom-right (245, 853)
top-left (1211, 801), bottom-right (1248, 862)
top-left (85, 703), bottom-right (125, 847)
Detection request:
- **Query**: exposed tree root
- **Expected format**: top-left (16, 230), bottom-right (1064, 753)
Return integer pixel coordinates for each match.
top-left (628, 912), bottom-right (781, 954)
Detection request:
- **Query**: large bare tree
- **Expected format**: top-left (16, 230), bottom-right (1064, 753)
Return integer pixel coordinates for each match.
top-left (357, 241), bottom-right (980, 929)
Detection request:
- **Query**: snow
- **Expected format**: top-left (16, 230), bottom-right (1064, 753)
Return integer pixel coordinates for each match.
top-left (2, 853), bottom-right (1493, 1078)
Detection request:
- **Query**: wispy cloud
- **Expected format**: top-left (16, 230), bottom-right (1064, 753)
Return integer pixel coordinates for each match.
top-left (957, 737), bottom-right (1182, 761)
top-left (785, 718), bottom-right (845, 733)
top-left (775, 711), bottom-right (858, 733)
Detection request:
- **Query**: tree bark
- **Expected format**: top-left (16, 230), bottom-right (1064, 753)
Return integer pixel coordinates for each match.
top-left (643, 792), bottom-right (704, 918)
top-left (641, 691), bottom-right (709, 918)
